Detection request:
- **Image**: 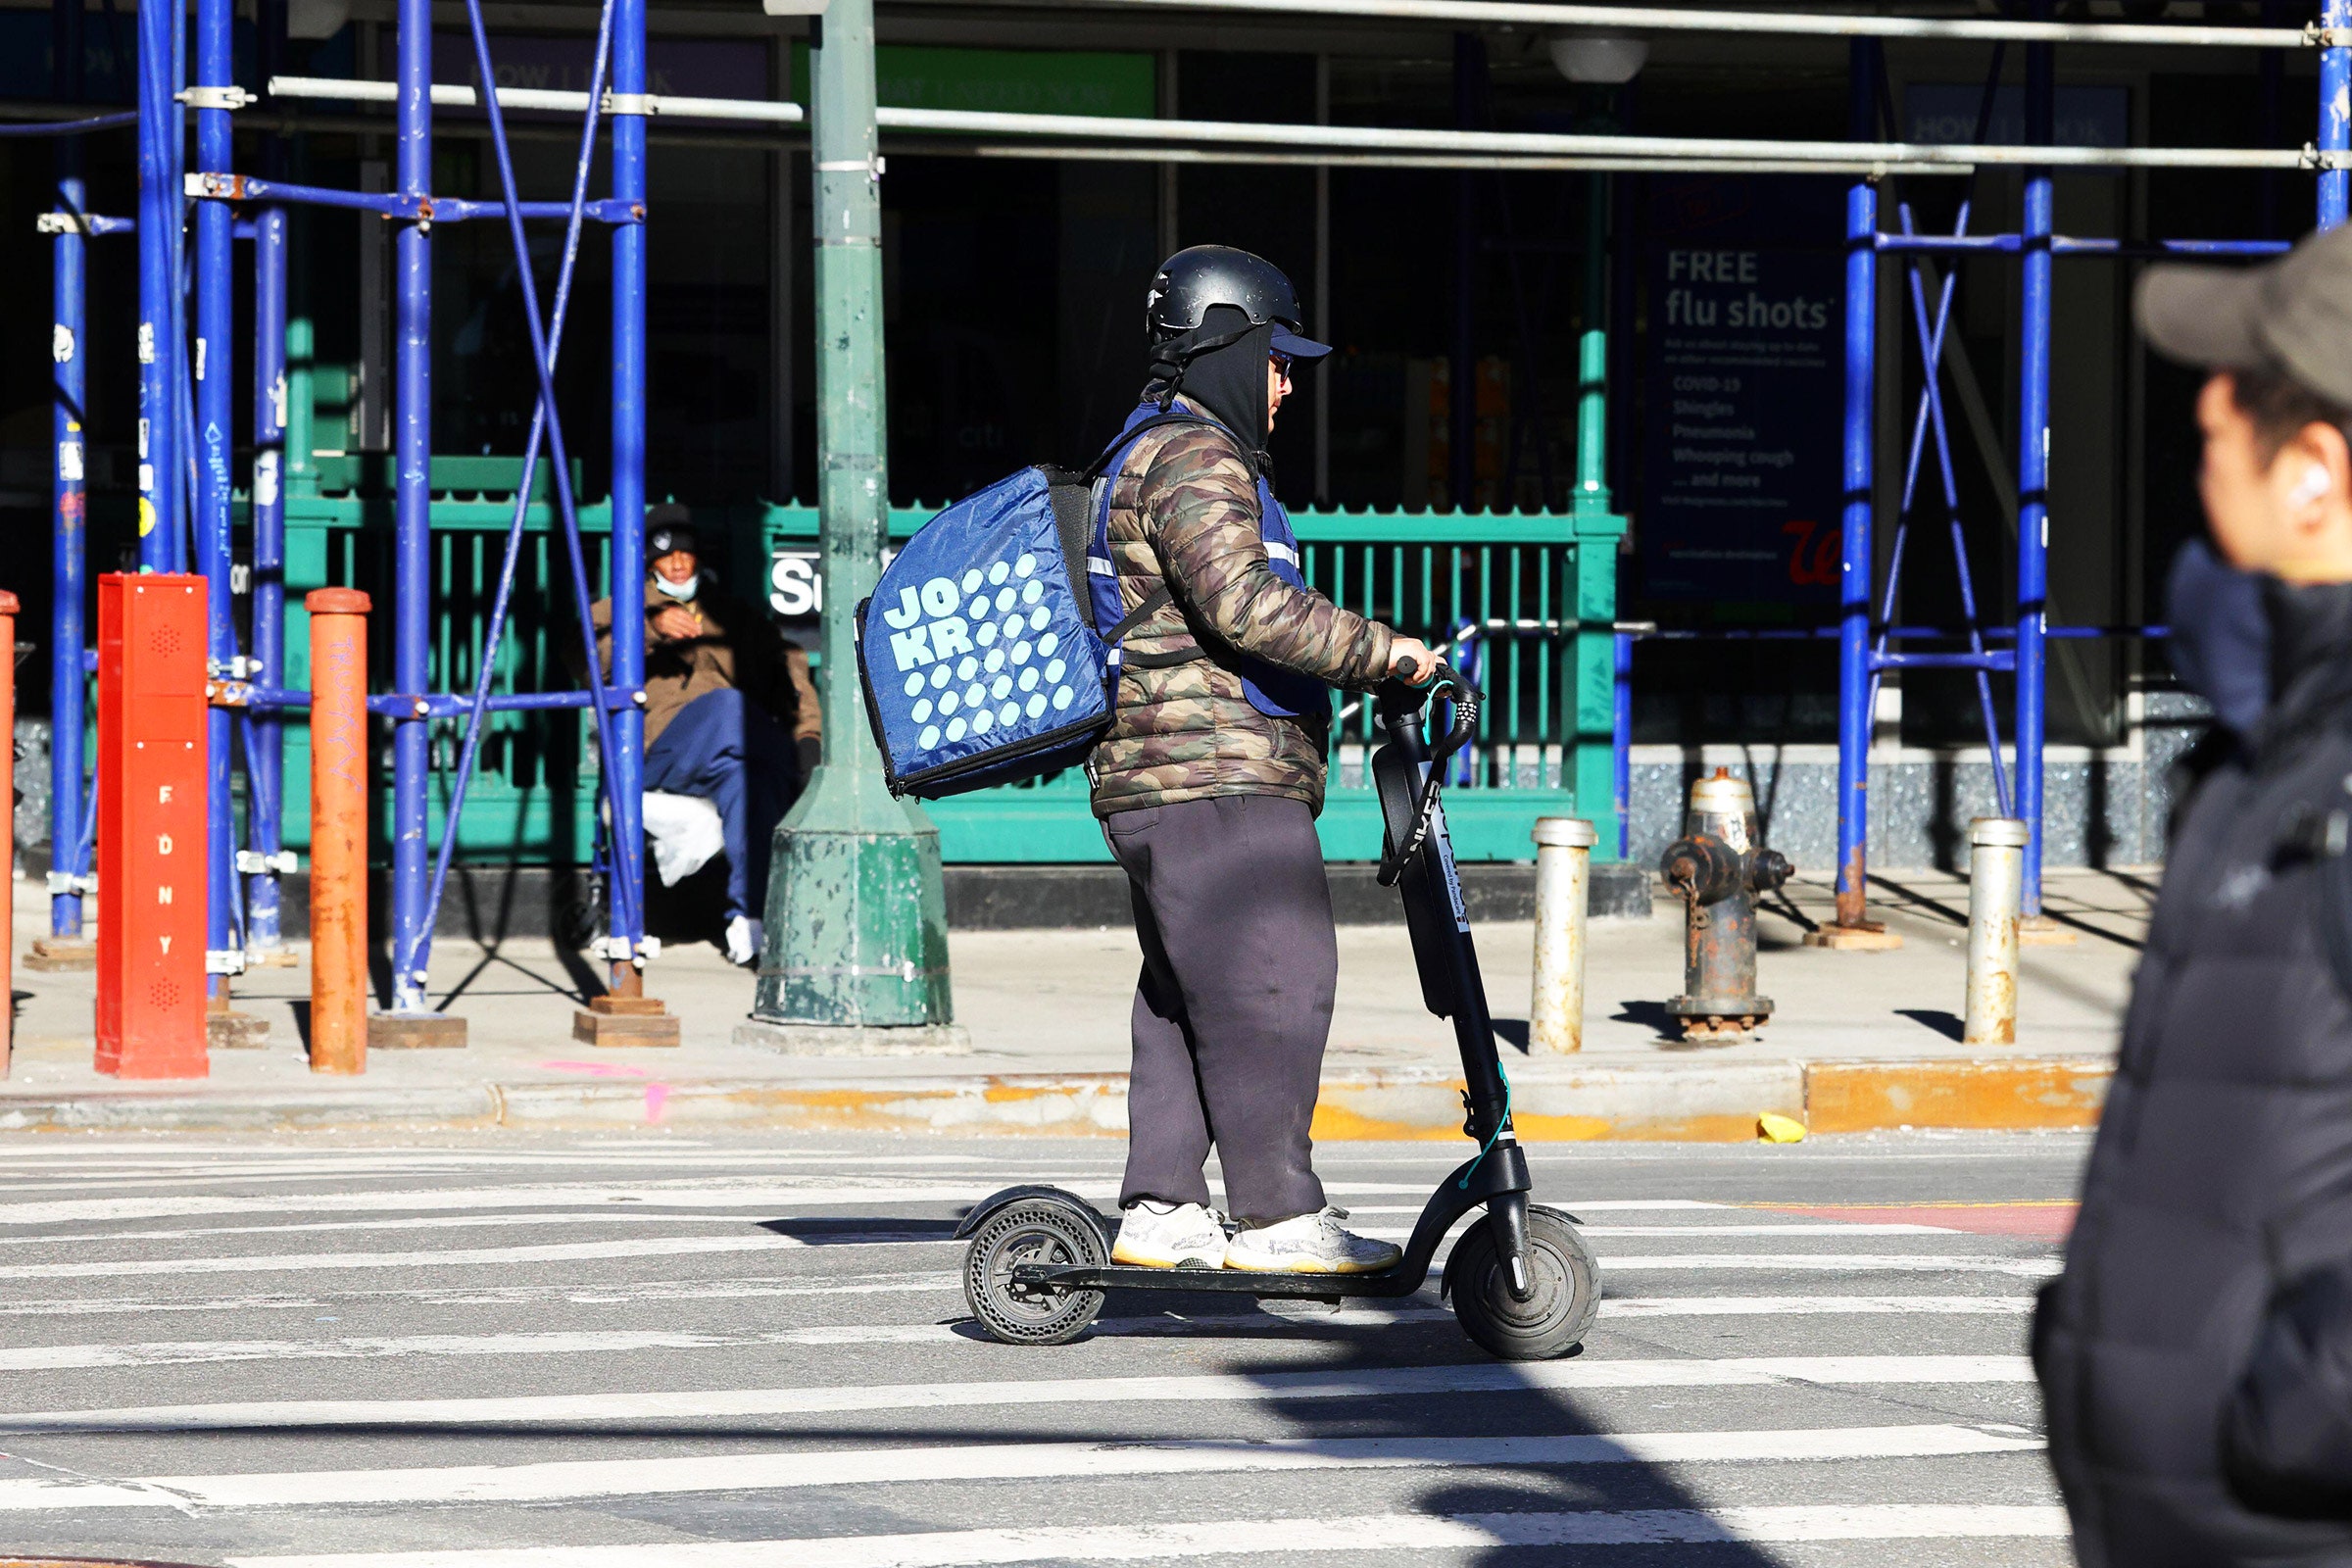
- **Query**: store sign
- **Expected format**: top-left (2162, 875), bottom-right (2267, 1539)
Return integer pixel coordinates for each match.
top-left (790, 44), bottom-right (1153, 120)
top-left (1640, 177), bottom-right (1844, 603)
top-left (768, 547), bottom-right (899, 620)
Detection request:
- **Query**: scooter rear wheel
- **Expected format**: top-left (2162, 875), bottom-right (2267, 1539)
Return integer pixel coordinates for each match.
top-left (962, 1198), bottom-right (1109, 1347)
top-left (1446, 1203), bottom-right (1599, 1361)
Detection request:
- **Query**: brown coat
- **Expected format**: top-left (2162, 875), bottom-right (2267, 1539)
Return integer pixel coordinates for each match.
top-left (585, 581), bottom-right (819, 750)
top-left (1089, 410), bottom-right (1396, 818)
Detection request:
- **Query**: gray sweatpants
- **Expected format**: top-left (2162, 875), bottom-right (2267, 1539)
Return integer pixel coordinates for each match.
top-left (1103, 793), bottom-right (1335, 1226)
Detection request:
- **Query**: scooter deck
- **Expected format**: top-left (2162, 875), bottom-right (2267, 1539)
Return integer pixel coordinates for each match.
top-left (1015, 1259), bottom-right (1429, 1301)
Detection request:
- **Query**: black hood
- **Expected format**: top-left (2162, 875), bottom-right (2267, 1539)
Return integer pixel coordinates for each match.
top-left (1145, 304), bottom-right (1274, 455)
top-left (2255, 573), bottom-right (2352, 759)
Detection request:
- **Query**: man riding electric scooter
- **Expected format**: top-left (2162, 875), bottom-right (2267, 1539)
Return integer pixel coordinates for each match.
top-left (1089, 246), bottom-right (1440, 1275)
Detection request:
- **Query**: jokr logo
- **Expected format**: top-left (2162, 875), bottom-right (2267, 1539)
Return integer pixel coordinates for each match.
top-left (879, 554), bottom-right (1082, 752)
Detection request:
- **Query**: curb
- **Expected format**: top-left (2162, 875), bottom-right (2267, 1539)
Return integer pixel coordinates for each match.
top-left (0, 1056), bottom-right (2112, 1139)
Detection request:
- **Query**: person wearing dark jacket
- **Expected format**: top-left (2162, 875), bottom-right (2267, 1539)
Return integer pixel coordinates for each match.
top-left (582, 510), bottom-right (819, 965)
top-left (2036, 221), bottom-right (2352, 1565)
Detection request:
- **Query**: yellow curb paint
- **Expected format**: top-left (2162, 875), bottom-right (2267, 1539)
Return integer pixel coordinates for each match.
top-left (1803, 1057), bottom-right (2111, 1135)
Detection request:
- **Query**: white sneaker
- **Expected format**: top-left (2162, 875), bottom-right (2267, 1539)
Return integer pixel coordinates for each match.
top-left (1225, 1206), bottom-right (1401, 1275)
top-left (1111, 1200), bottom-right (1229, 1269)
top-left (725, 915), bottom-right (760, 968)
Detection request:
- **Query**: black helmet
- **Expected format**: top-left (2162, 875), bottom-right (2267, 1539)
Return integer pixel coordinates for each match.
top-left (1146, 246), bottom-right (1330, 359)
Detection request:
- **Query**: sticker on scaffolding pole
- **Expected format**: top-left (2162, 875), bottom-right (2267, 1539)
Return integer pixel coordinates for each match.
top-left (59, 441), bottom-right (83, 482)
top-left (52, 324), bottom-right (74, 365)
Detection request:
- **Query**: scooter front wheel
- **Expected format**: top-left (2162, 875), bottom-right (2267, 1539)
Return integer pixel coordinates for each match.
top-left (1446, 1203), bottom-right (1599, 1361)
top-left (962, 1197), bottom-right (1109, 1347)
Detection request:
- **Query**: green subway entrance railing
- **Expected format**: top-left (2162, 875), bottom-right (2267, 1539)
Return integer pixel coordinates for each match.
top-left (268, 468), bottom-right (1623, 866)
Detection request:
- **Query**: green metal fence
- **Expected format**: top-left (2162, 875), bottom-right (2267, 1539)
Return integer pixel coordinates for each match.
top-left (270, 468), bottom-right (1622, 865)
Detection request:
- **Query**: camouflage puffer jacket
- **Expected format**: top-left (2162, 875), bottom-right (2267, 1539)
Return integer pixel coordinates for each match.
top-left (1089, 410), bottom-right (1396, 817)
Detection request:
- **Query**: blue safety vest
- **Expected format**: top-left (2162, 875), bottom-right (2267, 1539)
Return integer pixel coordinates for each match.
top-left (1084, 401), bottom-right (1331, 723)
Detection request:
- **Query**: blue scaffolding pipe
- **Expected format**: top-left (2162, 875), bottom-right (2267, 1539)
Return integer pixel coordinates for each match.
top-left (2326, 0), bottom-right (2351, 226)
top-left (416, 0), bottom-right (618, 988)
top-left (1886, 193), bottom-right (2013, 818)
top-left (48, 0), bottom-right (89, 943)
top-left (195, 0), bottom-right (237, 983)
top-left (388, 0), bottom-right (435, 1011)
top-left (1834, 37), bottom-right (1878, 927)
top-left (1878, 234), bottom-right (2293, 257)
top-left (1611, 631), bottom-right (1632, 860)
top-left (2015, 23), bottom-right (2053, 915)
top-left (187, 172), bottom-right (643, 225)
top-left (447, 0), bottom-right (648, 977)
top-left (0, 110), bottom-right (138, 137)
top-left (248, 205), bottom-right (289, 952)
top-left (1877, 651), bottom-right (2020, 672)
top-left (609, 0), bottom-right (652, 993)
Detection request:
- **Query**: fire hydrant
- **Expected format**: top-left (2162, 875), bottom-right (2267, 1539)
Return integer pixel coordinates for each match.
top-left (1659, 768), bottom-right (1792, 1042)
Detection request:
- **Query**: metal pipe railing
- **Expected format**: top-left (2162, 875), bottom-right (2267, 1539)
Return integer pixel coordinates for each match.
top-left (268, 75), bottom-right (2337, 172)
top-left (1062, 0), bottom-right (2316, 47)
top-left (268, 75), bottom-right (806, 124)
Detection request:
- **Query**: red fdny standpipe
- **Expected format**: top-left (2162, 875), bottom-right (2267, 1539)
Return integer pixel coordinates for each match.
top-left (95, 573), bottom-right (209, 1079)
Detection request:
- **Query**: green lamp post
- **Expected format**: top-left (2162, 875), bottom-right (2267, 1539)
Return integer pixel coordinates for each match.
top-left (743, 0), bottom-right (962, 1052)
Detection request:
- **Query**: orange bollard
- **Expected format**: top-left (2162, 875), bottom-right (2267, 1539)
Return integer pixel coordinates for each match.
top-left (94, 574), bottom-right (209, 1078)
top-left (0, 588), bottom-right (16, 1076)
top-left (307, 589), bottom-right (370, 1075)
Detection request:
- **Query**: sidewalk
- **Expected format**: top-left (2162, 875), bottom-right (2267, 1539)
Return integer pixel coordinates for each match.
top-left (2, 866), bottom-right (2144, 1139)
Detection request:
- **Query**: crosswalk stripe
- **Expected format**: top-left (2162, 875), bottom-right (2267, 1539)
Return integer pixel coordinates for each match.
top-left (0, 1424), bottom-right (2044, 1511)
top-left (1596, 1253), bottom-right (2062, 1276)
top-left (0, 1283), bottom-right (2034, 1324)
top-left (0, 1348), bottom-right (2031, 1407)
top-left (0, 1186), bottom-right (1725, 1228)
top-left (0, 1235), bottom-right (838, 1280)
top-left (1604, 1294), bottom-right (2034, 1316)
top-left (0, 1216), bottom-right (1952, 1252)
top-left (0, 1183), bottom-right (1119, 1227)
top-left (220, 1503), bottom-right (2075, 1567)
top-left (0, 1234), bottom-right (2062, 1281)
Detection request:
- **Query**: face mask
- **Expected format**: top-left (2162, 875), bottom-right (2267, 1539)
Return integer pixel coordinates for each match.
top-left (653, 571), bottom-right (699, 603)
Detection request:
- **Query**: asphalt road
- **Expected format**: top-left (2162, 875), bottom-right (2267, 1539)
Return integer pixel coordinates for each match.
top-left (0, 1130), bottom-right (2088, 1567)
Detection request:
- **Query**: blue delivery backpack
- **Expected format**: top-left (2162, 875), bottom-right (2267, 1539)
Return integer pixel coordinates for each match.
top-left (856, 410), bottom-right (1212, 799)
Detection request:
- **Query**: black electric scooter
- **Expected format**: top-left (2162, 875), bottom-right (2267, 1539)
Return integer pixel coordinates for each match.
top-left (956, 666), bottom-right (1600, 1361)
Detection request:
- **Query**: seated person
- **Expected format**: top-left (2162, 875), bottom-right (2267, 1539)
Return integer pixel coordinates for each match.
top-left (583, 510), bottom-right (818, 965)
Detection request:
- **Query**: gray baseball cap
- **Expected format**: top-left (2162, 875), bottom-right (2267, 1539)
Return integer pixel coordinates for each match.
top-left (2137, 222), bottom-right (2352, 407)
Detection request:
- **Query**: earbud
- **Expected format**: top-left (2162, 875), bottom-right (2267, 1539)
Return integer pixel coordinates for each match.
top-left (2292, 465), bottom-right (2332, 507)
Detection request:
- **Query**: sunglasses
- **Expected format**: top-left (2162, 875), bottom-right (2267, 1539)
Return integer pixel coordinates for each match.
top-left (1270, 351), bottom-right (1296, 379)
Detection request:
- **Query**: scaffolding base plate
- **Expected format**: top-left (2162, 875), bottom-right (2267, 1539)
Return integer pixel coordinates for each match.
top-left (1802, 924), bottom-right (1904, 952)
top-left (732, 1020), bottom-right (972, 1056)
top-left (2018, 916), bottom-right (2079, 947)
top-left (24, 938), bottom-right (97, 973)
top-left (369, 1013), bottom-right (469, 1050)
top-left (573, 1004), bottom-right (682, 1048)
top-left (207, 1011), bottom-right (272, 1051)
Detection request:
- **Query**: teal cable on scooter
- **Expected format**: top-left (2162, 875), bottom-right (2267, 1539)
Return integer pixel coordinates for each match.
top-left (1457, 1061), bottom-right (1511, 1190)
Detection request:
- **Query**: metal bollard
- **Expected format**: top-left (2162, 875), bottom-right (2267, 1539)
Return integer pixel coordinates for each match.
top-left (1530, 817), bottom-right (1596, 1054)
top-left (0, 589), bottom-right (16, 1076)
top-left (308, 589), bottom-right (370, 1075)
top-left (1965, 817), bottom-right (2028, 1047)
